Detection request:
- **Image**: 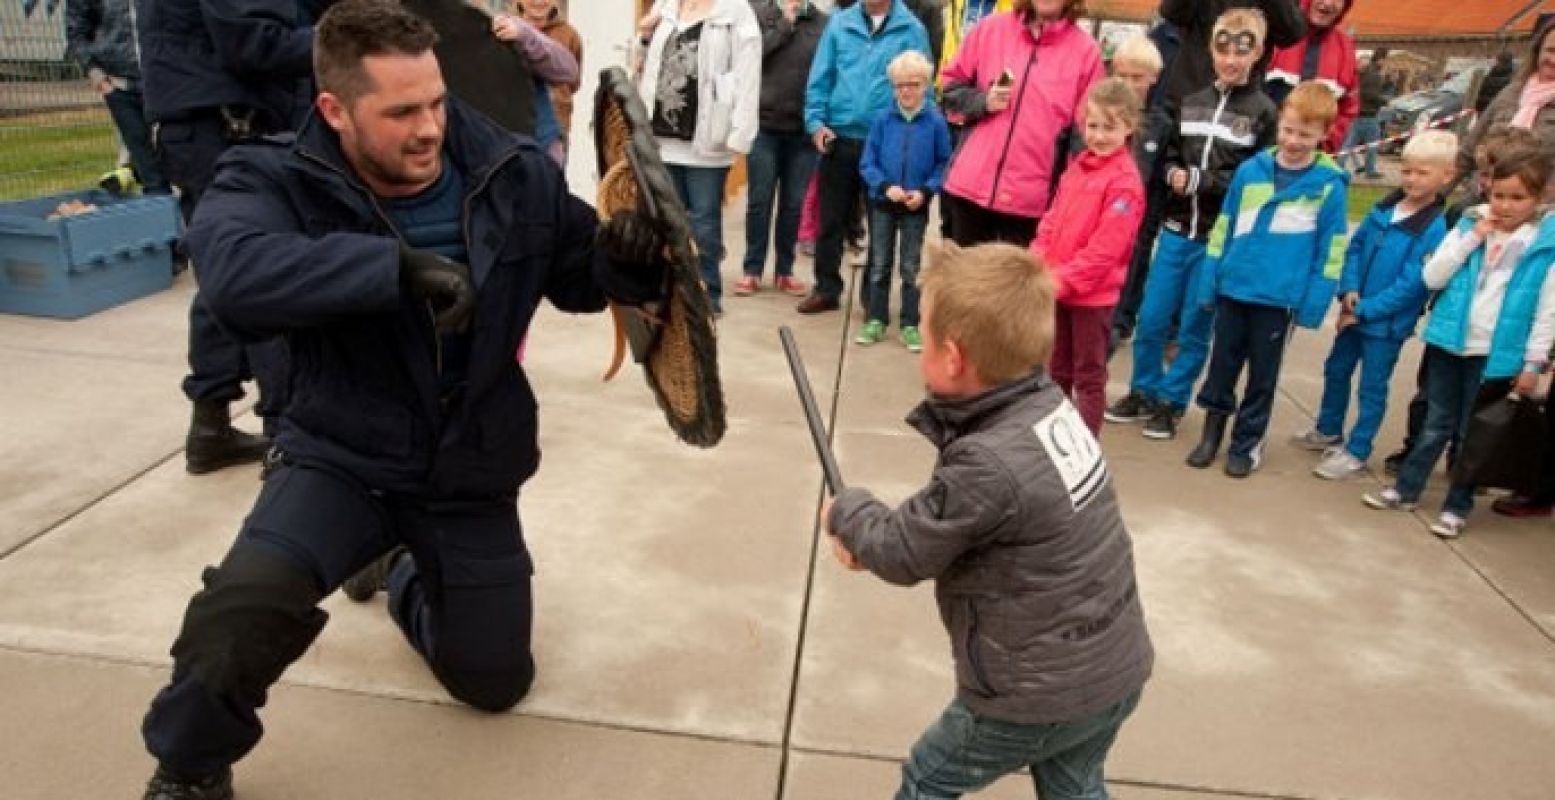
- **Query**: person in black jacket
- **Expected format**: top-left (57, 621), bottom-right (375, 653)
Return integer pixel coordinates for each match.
top-left (135, 0), bottom-right (324, 474)
top-left (738, 0), bottom-right (829, 297)
top-left (136, 3), bottom-right (666, 798)
top-left (64, 0), bottom-right (167, 195)
top-left (1342, 46), bottom-right (1389, 178)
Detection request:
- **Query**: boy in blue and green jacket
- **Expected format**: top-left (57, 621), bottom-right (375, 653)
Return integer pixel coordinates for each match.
top-left (1294, 130), bottom-right (1455, 481)
top-left (1186, 82), bottom-right (1349, 477)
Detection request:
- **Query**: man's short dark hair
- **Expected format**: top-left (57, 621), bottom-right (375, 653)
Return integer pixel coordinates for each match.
top-left (315, 0), bottom-right (439, 102)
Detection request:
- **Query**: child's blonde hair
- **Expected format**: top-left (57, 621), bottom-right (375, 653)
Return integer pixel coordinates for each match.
top-left (1112, 35), bottom-right (1163, 75)
top-left (1213, 8), bottom-right (1267, 49)
top-left (1282, 81), bottom-right (1338, 129)
top-left (919, 243), bottom-right (1055, 383)
top-left (1400, 130), bottom-right (1458, 167)
top-left (888, 50), bottom-right (934, 84)
top-left (1086, 77), bottom-right (1142, 133)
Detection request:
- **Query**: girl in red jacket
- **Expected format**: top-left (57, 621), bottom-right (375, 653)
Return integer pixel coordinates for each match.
top-left (1032, 78), bottom-right (1146, 434)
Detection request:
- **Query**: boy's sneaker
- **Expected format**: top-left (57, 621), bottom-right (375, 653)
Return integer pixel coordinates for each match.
top-left (774, 275), bottom-right (808, 296)
top-left (732, 275), bottom-right (760, 296)
top-left (855, 319), bottom-right (886, 345)
top-left (900, 326), bottom-right (923, 352)
top-left (1141, 405), bottom-right (1179, 440)
top-left (1291, 428), bottom-right (1343, 451)
top-left (1362, 487), bottom-right (1417, 511)
top-left (1224, 442), bottom-right (1262, 478)
top-left (1104, 392), bottom-right (1155, 424)
top-left (342, 546), bottom-right (406, 602)
top-left (143, 767), bottom-right (233, 800)
top-left (1429, 512), bottom-right (1467, 539)
top-left (1312, 449), bottom-right (1365, 481)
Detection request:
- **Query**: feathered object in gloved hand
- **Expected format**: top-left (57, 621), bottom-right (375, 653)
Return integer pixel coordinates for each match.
top-left (593, 66), bottom-right (725, 448)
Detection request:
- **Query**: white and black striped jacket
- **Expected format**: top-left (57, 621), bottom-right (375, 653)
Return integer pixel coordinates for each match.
top-left (1161, 81), bottom-right (1277, 242)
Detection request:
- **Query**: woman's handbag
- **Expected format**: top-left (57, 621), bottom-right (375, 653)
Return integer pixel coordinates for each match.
top-left (1451, 393), bottom-right (1547, 495)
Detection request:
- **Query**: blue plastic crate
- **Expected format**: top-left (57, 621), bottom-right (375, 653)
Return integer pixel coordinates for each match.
top-left (0, 189), bottom-right (179, 319)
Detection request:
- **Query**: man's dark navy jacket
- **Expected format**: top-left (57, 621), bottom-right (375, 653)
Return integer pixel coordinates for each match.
top-left (187, 99), bottom-right (609, 498)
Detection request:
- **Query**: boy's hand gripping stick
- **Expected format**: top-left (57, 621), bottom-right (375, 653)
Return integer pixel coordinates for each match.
top-left (779, 326), bottom-right (845, 495)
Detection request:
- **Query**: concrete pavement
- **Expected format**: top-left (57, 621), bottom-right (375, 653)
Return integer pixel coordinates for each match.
top-left (1, 203), bottom-right (1553, 799)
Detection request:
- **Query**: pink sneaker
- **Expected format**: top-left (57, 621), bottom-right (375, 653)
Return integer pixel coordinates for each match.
top-left (774, 275), bottom-right (807, 296)
top-left (732, 275), bottom-right (760, 296)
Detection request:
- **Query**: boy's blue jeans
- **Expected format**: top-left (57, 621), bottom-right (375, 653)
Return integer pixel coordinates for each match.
top-left (866, 207), bottom-right (929, 327)
top-left (896, 689), bottom-right (1142, 800)
top-left (1316, 328), bottom-right (1405, 461)
top-left (1129, 230), bottom-right (1215, 410)
top-left (743, 129), bottom-right (817, 279)
top-left (1394, 345), bottom-right (1486, 516)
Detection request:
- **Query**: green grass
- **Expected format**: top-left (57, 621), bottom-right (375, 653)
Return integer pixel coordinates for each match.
top-left (0, 108), bottom-right (119, 201)
top-left (1346, 183), bottom-right (1390, 224)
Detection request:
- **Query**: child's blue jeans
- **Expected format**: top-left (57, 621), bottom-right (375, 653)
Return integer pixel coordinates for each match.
top-left (1315, 328), bottom-right (1405, 461)
top-left (1393, 345), bottom-right (1486, 516)
top-left (1129, 230), bottom-right (1215, 411)
top-left (866, 207), bottom-right (929, 327)
top-left (895, 689), bottom-right (1142, 800)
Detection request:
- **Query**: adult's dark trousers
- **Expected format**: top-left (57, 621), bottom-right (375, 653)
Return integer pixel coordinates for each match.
top-left (158, 115), bottom-right (289, 419)
top-left (943, 191), bottom-right (1038, 247)
top-left (103, 86), bottom-right (168, 194)
top-left (142, 458), bottom-right (536, 777)
top-left (1531, 395), bottom-right (1555, 504)
top-left (812, 136), bottom-right (866, 302)
top-left (743, 128), bottom-right (817, 280)
top-left (1195, 297), bottom-right (1293, 459)
top-left (1112, 178), bottom-right (1168, 336)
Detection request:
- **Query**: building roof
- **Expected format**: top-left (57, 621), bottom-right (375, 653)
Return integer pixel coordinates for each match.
top-left (1086, 0), bottom-right (1555, 37)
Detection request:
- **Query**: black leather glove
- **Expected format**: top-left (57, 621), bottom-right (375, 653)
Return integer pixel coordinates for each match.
top-left (399, 246), bottom-right (475, 335)
top-left (596, 211), bottom-right (667, 305)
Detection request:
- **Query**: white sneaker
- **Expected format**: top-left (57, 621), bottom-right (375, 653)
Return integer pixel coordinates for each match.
top-left (1429, 512), bottom-right (1467, 539)
top-left (1313, 449), bottom-right (1365, 481)
top-left (1292, 428), bottom-right (1343, 451)
top-left (1362, 487), bottom-right (1417, 511)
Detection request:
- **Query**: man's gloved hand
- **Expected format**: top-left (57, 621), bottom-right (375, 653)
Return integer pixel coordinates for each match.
top-left (399, 246), bottom-right (475, 334)
top-left (596, 211), bottom-right (668, 305)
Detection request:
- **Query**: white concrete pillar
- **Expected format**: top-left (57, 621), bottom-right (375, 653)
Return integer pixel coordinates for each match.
top-left (563, 0), bottom-right (640, 190)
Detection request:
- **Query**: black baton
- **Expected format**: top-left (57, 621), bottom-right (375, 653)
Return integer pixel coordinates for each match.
top-left (779, 326), bottom-right (845, 495)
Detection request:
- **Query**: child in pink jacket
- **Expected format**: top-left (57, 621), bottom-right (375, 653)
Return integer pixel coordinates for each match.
top-left (1031, 78), bottom-right (1145, 434)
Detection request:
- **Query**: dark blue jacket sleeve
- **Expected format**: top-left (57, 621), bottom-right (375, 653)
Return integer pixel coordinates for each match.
top-left (186, 150), bottom-right (402, 341)
top-left (201, 0), bottom-right (314, 79)
top-left (553, 192), bottom-right (609, 313)
top-left (928, 113), bottom-right (952, 194)
top-left (1338, 213), bottom-right (1373, 296)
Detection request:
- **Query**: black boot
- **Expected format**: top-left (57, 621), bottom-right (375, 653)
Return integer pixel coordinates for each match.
top-left (1185, 412), bottom-right (1228, 469)
top-left (143, 766), bottom-right (233, 800)
top-left (185, 400), bottom-right (271, 475)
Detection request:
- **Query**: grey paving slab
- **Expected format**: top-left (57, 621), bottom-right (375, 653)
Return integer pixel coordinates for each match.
top-left (0, 312), bottom-right (825, 745)
top-left (782, 750), bottom-right (1254, 800)
top-left (0, 647), bottom-right (782, 800)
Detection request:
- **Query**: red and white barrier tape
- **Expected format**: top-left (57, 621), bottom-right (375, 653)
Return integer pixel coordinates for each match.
top-left (1336, 108), bottom-right (1478, 158)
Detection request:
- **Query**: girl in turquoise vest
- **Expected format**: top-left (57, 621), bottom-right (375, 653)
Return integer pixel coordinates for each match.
top-left (1363, 151), bottom-right (1555, 539)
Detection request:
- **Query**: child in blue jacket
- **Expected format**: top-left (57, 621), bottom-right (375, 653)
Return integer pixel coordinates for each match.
top-left (1294, 131), bottom-right (1454, 480)
top-left (856, 50), bottom-right (952, 352)
top-left (1186, 82), bottom-right (1349, 477)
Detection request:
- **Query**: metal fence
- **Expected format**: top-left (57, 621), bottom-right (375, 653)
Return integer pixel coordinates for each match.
top-left (1, 0), bottom-right (117, 201)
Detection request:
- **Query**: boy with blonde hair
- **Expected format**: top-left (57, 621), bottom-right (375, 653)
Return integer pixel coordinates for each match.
top-left (1186, 81), bottom-right (1349, 477)
top-left (857, 49), bottom-right (953, 351)
top-left (1295, 130), bottom-right (1455, 480)
top-left (1109, 33), bottom-right (1170, 356)
top-left (826, 242), bottom-right (1154, 800)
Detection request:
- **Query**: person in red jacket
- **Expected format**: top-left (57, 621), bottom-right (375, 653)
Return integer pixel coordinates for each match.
top-left (1031, 78), bottom-right (1146, 434)
top-left (1264, 0), bottom-right (1357, 153)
